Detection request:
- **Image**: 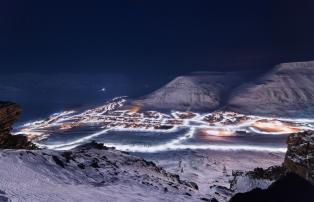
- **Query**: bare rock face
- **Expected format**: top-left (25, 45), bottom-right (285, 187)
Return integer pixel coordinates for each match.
top-left (0, 102), bottom-right (35, 149)
top-left (284, 131), bottom-right (314, 185)
top-left (134, 72), bottom-right (246, 111)
top-left (226, 61), bottom-right (314, 117)
top-left (0, 102), bottom-right (20, 134)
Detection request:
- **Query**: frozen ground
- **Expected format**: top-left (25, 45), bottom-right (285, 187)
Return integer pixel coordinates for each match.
top-left (0, 146), bottom-right (207, 202)
top-left (9, 97), bottom-right (293, 201)
top-left (0, 147), bottom-right (284, 202)
top-left (138, 150), bottom-right (284, 201)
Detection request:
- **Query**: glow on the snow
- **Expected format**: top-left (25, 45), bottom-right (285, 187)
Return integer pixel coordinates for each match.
top-left (14, 97), bottom-right (314, 152)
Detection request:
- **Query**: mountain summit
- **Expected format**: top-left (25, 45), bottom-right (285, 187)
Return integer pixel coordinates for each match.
top-left (226, 61), bottom-right (314, 117)
top-left (135, 61), bottom-right (314, 117)
top-left (134, 72), bottom-right (247, 111)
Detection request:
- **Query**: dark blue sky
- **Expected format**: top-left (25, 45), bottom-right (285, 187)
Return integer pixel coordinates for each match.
top-left (1, 0), bottom-right (314, 75)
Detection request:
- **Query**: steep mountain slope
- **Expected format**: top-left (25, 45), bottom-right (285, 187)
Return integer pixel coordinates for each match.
top-left (226, 61), bottom-right (314, 117)
top-left (134, 72), bottom-right (248, 111)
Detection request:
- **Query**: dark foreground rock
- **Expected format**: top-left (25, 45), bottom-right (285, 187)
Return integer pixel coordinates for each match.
top-left (0, 102), bottom-right (36, 149)
top-left (230, 130), bottom-right (314, 201)
top-left (229, 173), bottom-right (314, 202)
top-left (230, 166), bottom-right (286, 193)
top-left (284, 130), bottom-right (314, 185)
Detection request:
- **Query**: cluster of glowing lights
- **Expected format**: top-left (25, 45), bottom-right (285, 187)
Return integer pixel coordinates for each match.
top-left (14, 97), bottom-right (314, 152)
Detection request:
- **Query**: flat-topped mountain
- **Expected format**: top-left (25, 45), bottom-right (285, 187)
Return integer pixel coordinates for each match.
top-left (226, 61), bottom-right (314, 117)
top-left (134, 71), bottom-right (249, 111)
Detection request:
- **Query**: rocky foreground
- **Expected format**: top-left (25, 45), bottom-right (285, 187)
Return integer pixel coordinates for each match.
top-left (0, 143), bottom-right (208, 202)
top-left (229, 130), bottom-right (314, 202)
top-left (284, 130), bottom-right (314, 184)
top-left (0, 102), bottom-right (35, 149)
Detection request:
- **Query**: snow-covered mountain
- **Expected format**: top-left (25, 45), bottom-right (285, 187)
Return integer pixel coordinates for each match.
top-left (134, 72), bottom-right (247, 111)
top-left (135, 61), bottom-right (314, 117)
top-left (226, 61), bottom-right (314, 117)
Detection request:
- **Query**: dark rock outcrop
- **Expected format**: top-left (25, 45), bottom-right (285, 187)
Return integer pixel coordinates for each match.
top-left (0, 102), bottom-right (36, 149)
top-left (244, 166), bottom-right (286, 181)
top-left (229, 131), bottom-right (314, 201)
top-left (229, 173), bottom-right (314, 202)
top-left (284, 130), bottom-right (314, 185)
top-left (0, 102), bottom-right (21, 136)
top-left (229, 166), bottom-right (286, 192)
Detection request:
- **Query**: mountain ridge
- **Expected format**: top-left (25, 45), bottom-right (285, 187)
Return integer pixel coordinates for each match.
top-left (134, 61), bottom-right (314, 117)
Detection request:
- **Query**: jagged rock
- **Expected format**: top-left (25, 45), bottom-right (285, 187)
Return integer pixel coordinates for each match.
top-left (229, 166), bottom-right (286, 194)
top-left (0, 146), bottom-right (201, 201)
top-left (229, 131), bottom-right (314, 201)
top-left (0, 102), bottom-right (36, 149)
top-left (0, 102), bottom-right (21, 135)
top-left (226, 61), bottom-right (314, 117)
top-left (245, 166), bottom-right (286, 181)
top-left (76, 141), bottom-right (113, 150)
top-left (284, 131), bottom-right (314, 185)
top-left (229, 173), bottom-right (314, 202)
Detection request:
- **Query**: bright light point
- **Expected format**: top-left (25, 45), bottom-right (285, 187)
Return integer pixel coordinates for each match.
top-left (251, 119), bottom-right (301, 134)
top-left (205, 129), bottom-right (234, 136)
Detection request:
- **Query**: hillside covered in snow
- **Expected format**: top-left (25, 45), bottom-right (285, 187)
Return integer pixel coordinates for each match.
top-left (134, 61), bottom-right (314, 118)
top-left (226, 61), bottom-right (314, 117)
top-left (133, 71), bottom-right (249, 112)
top-left (0, 143), bottom-right (205, 202)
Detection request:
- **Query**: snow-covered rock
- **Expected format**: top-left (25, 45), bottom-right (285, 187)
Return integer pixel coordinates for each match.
top-left (229, 173), bottom-right (314, 202)
top-left (134, 72), bottom-right (246, 111)
top-left (0, 143), bottom-right (206, 202)
top-left (229, 166), bottom-right (285, 194)
top-left (226, 61), bottom-right (314, 117)
top-left (284, 130), bottom-right (314, 184)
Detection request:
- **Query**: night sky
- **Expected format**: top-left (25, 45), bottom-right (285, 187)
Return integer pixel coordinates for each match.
top-left (1, 0), bottom-right (314, 75)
